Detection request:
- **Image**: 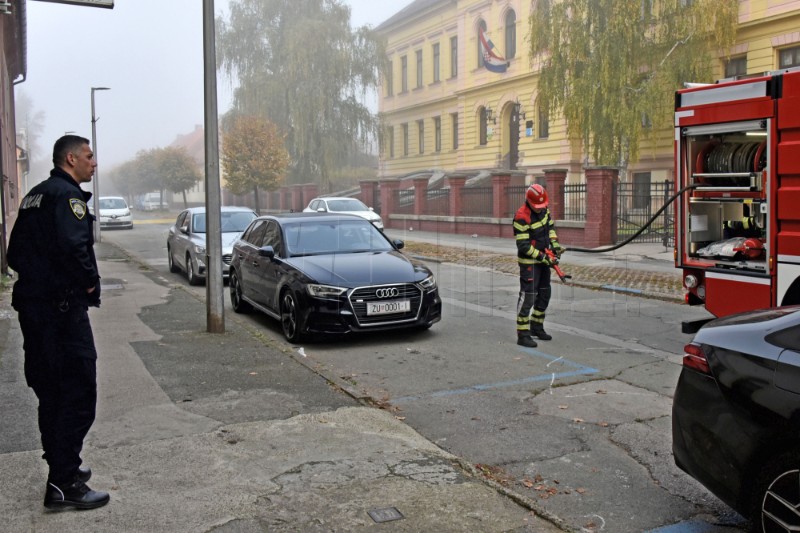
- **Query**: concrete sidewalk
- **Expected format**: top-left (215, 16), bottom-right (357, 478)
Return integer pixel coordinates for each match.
top-left (0, 240), bottom-right (566, 532)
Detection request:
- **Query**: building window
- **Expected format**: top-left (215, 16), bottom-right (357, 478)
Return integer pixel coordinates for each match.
top-left (388, 126), bottom-right (394, 158)
top-left (538, 104), bottom-right (549, 139)
top-left (434, 116), bottom-right (441, 152)
top-left (779, 46), bottom-right (800, 69)
top-left (417, 119), bottom-right (425, 154)
top-left (477, 20), bottom-right (487, 68)
top-left (402, 123), bottom-right (409, 156)
top-left (416, 50), bottom-right (423, 89)
top-left (505, 10), bottom-right (516, 59)
top-left (479, 106), bottom-right (488, 145)
top-left (451, 112), bottom-right (459, 149)
top-left (432, 43), bottom-right (440, 83)
top-left (450, 36), bottom-right (458, 78)
top-left (725, 56), bottom-right (747, 78)
top-left (401, 55), bottom-right (408, 92)
top-left (633, 172), bottom-right (651, 210)
top-left (385, 59), bottom-right (393, 97)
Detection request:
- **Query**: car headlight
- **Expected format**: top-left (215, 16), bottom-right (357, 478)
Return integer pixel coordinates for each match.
top-left (194, 244), bottom-right (206, 255)
top-left (419, 275), bottom-right (437, 291)
top-left (306, 284), bottom-right (347, 298)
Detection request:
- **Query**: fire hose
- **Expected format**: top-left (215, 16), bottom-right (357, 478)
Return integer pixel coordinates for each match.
top-left (545, 183), bottom-right (699, 283)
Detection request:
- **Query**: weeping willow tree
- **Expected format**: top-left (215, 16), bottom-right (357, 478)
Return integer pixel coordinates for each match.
top-left (529, 0), bottom-right (738, 168)
top-left (217, 0), bottom-right (383, 190)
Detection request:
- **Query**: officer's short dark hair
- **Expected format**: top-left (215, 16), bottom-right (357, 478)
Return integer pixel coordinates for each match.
top-left (53, 135), bottom-right (91, 167)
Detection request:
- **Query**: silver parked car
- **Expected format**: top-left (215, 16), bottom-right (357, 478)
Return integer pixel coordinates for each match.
top-left (167, 206), bottom-right (257, 285)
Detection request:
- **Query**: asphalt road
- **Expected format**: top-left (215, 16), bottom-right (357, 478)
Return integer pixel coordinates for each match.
top-left (98, 217), bottom-right (745, 533)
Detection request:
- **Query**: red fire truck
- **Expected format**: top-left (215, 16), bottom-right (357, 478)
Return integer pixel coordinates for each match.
top-left (675, 67), bottom-right (800, 332)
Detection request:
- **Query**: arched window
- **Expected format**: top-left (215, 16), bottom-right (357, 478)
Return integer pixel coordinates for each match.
top-left (505, 10), bottom-right (516, 59)
top-left (477, 19), bottom-right (487, 68)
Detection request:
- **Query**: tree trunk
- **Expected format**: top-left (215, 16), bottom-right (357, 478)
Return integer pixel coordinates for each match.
top-left (253, 185), bottom-right (261, 214)
top-left (182, 190), bottom-right (187, 208)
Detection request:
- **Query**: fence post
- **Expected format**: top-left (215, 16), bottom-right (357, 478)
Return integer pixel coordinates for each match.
top-left (412, 176), bottom-right (429, 215)
top-left (447, 175), bottom-right (467, 216)
top-left (379, 179), bottom-right (401, 230)
top-left (279, 186), bottom-right (289, 212)
top-left (302, 183), bottom-right (319, 208)
top-left (490, 171), bottom-right (511, 218)
top-left (290, 184), bottom-right (305, 212)
top-left (544, 168), bottom-right (568, 221)
top-left (359, 180), bottom-right (379, 211)
top-left (584, 166), bottom-right (619, 247)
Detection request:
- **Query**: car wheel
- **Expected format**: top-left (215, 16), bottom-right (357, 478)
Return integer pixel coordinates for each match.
top-left (168, 246), bottom-right (180, 273)
top-left (230, 271), bottom-right (252, 314)
top-left (280, 289), bottom-right (305, 343)
top-left (186, 254), bottom-right (203, 286)
top-left (752, 451), bottom-right (800, 532)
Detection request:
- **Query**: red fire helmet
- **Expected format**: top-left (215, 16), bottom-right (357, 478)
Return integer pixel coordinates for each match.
top-left (526, 183), bottom-right (549, 209)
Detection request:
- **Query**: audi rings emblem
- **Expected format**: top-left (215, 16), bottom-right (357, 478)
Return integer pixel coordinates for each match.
top-left (375, 288), bottom-right (399, 298)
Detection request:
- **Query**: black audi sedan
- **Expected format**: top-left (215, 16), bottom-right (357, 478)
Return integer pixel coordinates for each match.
top-left (229, 212), bottom-right (441, 342)
top-left (672, 306), bottom-right (800, 531)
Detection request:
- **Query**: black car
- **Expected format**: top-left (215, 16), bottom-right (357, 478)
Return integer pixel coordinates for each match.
top-left (672, 306), bottom-right (800, 531)
top-left (229, 212), bottom-right (441, 342)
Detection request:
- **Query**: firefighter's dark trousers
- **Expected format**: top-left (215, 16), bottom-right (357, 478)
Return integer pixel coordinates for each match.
top-left (516, 263), bottom-right (551, 336)
top-left (17, 302), bottom-right (97, 486)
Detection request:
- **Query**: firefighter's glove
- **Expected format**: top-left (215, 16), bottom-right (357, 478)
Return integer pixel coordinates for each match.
top-left (552, 241), bottom-right (565, 257)
top-left (539, 253), bottom-right (553, 267)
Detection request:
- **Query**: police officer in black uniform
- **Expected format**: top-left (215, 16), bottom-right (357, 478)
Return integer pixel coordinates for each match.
top-left (7, 135), bottom-right (109, 510)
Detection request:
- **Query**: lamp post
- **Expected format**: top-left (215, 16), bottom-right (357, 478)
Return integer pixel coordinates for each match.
top-left (90, 87), bottom-right (110, 243)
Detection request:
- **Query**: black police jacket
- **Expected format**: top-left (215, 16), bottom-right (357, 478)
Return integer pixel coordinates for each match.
top-left (7, 168), bottom-right (100, 308)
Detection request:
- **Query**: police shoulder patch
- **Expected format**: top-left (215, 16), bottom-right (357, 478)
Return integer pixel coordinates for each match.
top-left (69, 198), bottom-right (87, 220)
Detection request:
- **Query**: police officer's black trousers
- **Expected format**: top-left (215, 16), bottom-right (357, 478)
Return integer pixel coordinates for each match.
top-left (17, 303), bottom-right (97, 485)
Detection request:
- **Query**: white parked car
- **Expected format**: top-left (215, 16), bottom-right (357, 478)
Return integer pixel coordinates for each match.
top-left (93, 196), bottom-right (133, 230)
top-left (303, 197), bottom-right (383, 230)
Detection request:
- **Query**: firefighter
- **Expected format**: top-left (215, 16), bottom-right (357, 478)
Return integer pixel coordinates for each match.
top-left (7, 135), bottom-right (109, 510)
top-left (513, 183), bottom-right (563, 347)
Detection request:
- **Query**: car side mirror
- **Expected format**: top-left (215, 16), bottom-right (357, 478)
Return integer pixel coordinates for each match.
top-left (180, 225), bottom-right (189, 234)
top-left (258, 245), bottom-right (275, 259)
top-left (316, 207), bottom-right (326, 213)
top-left (393, 239), bottom-right (405, 250)
top-left (368, 207), bottom-right (375, 212)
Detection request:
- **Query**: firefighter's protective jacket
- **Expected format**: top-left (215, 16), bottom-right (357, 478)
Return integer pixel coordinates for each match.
top-left (513, 203), bottom-right (558, 265)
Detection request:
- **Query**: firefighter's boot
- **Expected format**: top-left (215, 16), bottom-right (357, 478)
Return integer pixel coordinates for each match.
top-left (531, 324), bottom-right (552, 341)
top-left (517, 334), bottom-right (538, 348)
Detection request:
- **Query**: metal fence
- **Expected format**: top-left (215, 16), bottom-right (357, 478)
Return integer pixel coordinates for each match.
top-left (615, 180), bottom-right (674, 246)
top-left (426, 188), bottom-right (450, 216)
top-left (562, 183), bottom-right (587, 221)
top-left (506, 185), bottom-right (526, 218)
top-left (462, 187), bottom-right (493, 217)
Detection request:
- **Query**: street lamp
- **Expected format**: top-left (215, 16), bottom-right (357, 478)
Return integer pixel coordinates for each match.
top-left (90, 87), bottom-right (110, 243)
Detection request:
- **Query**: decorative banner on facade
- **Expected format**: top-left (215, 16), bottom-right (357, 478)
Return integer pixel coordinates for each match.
top-left (479, 28), bottom-right (508, 73)
top-left (32, 0), bottom-right (114, 8)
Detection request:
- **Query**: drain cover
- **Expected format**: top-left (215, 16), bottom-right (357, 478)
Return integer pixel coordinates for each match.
top-left (367, 507), bottom-right (404, 523)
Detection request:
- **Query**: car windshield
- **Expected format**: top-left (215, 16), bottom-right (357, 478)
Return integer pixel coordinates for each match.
top-left (99, 198), bottom-right (127, 209)
top-left (284, 219), bottom-right (393, 256)
top-left (192, 211), bottom-right (256, 234)
top-left (326, 199), bottom-right (368, 212)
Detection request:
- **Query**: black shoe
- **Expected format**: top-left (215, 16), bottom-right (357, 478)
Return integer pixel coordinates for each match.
top-left (517, 335), bottom-right (538, 348)
top-left (44, 479), bottom-right (109, 510)
top-left (532, 328), bottom-right (552, 341)
top-left (77, 466), bottom-right (91, 483)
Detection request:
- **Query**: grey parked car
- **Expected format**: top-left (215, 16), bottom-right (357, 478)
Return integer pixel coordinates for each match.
top-left (167, 206), bottom-right (257, 285)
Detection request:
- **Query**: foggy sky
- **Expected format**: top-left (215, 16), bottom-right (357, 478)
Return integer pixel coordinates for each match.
top-left (19, 0), bottom-right (413, 172)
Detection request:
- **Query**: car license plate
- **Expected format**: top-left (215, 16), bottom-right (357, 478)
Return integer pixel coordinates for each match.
top-left (367, 299), bottom-right (410, 316)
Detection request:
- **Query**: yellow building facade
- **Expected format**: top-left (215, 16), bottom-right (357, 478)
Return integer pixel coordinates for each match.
top-left (376, 0), bottom-right (800, 185)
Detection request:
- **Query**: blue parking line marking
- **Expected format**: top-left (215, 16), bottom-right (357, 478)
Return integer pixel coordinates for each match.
top-left (601, 284), bottom-right (643, 294)
top-left (392, 348), bottom-right (598, 404)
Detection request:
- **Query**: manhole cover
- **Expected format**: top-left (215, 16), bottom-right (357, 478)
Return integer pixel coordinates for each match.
top-left (367, 507), bottom-right (404, 523)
